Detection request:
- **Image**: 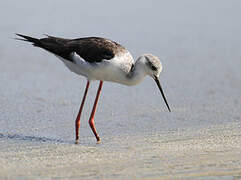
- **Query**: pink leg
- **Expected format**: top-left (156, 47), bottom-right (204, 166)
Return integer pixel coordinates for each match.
top-left (75, 81), bottom-right (90, 144)
top-left (89, 81), bottom-right (103, 143)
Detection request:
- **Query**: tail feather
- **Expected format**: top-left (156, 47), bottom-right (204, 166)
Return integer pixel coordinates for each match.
top-left (15, 33), bottom-right (73, 62)
top-left (15, 33), bottom-right (41, 47)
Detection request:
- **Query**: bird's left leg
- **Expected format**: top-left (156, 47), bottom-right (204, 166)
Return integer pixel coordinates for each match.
top-left (75, 81), bottom-right (90, 144)
top-left (89, 81), bottom-right (103, 143)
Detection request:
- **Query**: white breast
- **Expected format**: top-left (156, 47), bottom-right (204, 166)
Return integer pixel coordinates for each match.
top-left (57, 51), bottom-right (135, 84)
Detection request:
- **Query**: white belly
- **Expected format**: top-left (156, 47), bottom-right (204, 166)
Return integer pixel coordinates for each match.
top-left (57, 51), bottom-right (135, 84)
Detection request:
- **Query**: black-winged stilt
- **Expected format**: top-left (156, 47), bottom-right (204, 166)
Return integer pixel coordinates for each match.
top-left (16, 34), bottom-right (171, 144)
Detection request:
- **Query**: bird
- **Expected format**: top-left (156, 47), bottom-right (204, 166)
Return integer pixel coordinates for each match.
top-left (15, 33), bottom-right (171, 144)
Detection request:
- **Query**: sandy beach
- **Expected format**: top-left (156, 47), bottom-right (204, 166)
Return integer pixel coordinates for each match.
top-left (0, 122), bottom-right (240, 179)
top-left (1, 0), bottom-right (241, 179)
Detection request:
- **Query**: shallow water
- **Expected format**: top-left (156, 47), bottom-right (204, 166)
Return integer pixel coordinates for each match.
top-left (0, 0), bottom-right (241, 179)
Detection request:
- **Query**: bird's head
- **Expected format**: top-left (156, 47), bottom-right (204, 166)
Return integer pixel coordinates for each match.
top-left (140, 54), bottom-right (171, 112)
top-left (142, 54), bottom-right (162, 78)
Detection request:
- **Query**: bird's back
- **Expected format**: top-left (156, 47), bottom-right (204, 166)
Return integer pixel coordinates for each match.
top-left (38, 36), bottom-right (127, 63)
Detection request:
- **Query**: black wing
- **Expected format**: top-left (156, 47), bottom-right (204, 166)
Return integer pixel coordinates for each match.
top-left (16, 34), bottom-right (125, 63)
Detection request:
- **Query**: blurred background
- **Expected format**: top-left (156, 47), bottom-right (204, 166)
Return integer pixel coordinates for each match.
top-left (0, 0), bottom-right (241, 140)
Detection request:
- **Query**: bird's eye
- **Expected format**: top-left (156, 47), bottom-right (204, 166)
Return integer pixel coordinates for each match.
top-left (151, 65), bottom-right (157, 71)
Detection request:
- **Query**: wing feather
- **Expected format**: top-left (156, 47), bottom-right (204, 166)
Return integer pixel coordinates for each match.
top-left (40, 36), bottom-right (125, 62)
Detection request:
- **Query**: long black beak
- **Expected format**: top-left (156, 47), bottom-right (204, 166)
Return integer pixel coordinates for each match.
top-left (154, 76), bottom-right (171, 112)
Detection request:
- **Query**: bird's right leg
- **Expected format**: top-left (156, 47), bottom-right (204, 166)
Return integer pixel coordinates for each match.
top-left (75, 80), bottom-right (90, 144)
top-left (88, 81), bottom-right (103, 143)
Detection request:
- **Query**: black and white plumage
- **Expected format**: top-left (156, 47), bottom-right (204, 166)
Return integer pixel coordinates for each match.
top-left (16, 33), bottom-right (171, 143)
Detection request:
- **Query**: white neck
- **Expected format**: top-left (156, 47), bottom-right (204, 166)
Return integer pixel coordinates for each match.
top-left (124, 57), bottom-right (148, 86)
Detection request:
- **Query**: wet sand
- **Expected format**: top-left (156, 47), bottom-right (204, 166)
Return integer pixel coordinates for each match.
top-left (0, 122), bottom-right (240, 179)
